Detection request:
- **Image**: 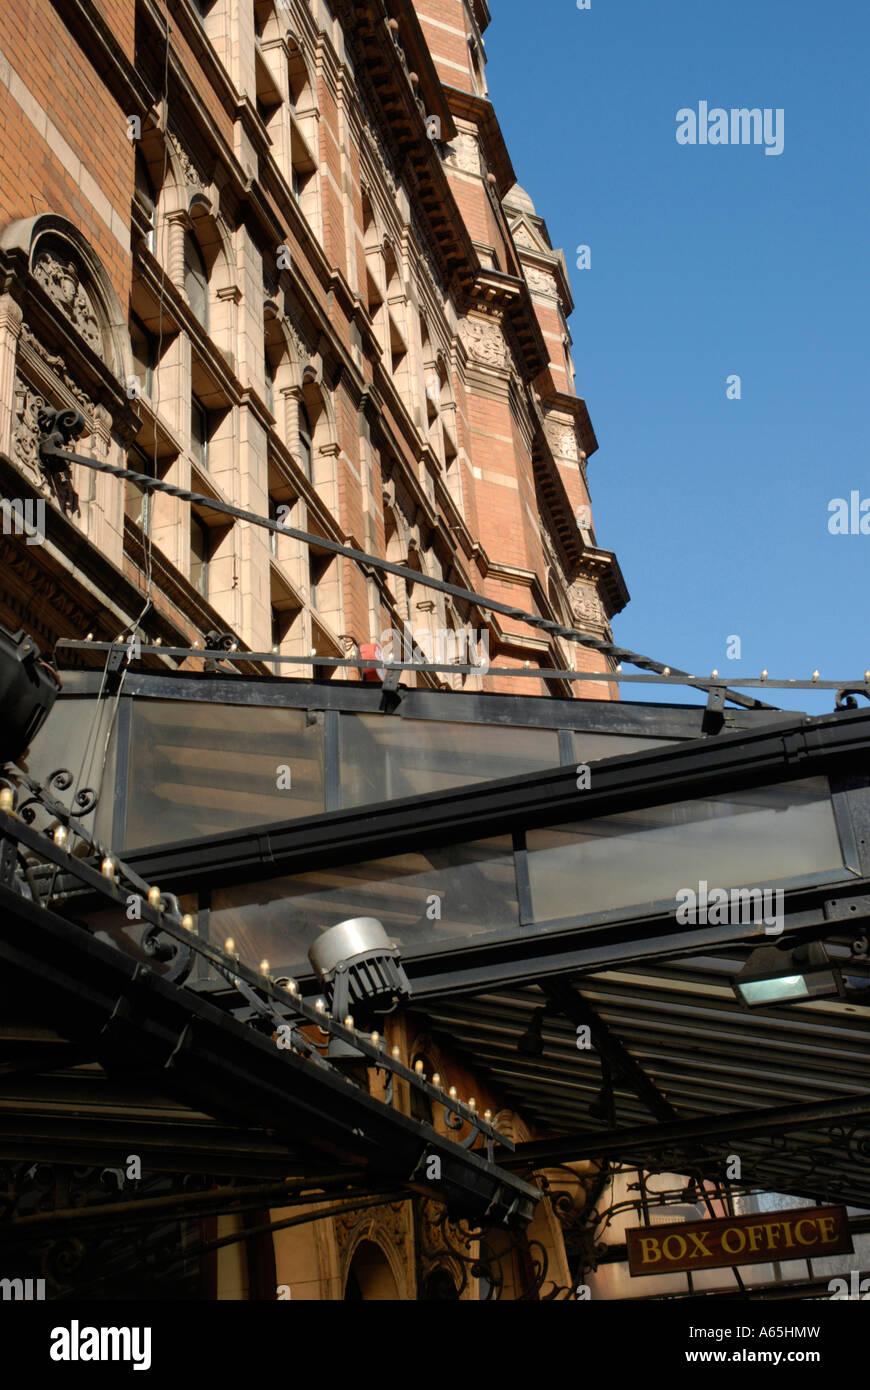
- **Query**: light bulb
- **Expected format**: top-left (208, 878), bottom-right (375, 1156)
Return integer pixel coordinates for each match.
top-left (101, 856), bottom-right (115, 877)
top-left (468, 1097), bottom-right (476, 1112)
top-left (147, 885), bottom-right (162, 908)
top-left (431, 1072), bottom-right (442, 1088)
top-left (761, 670), bottom-right (768, 681)
top-left (224, 937), bottom-right (236, 955)
top-left (448, 1086), bottom-right (458, 1100)
top-left (662, 667), bottom-right (671, 677)
top-left (0, 788), bottom-right (14, 814)
top-left (865, 671), bottom-right (870, 683)
top-left (370, 1031), bottom-right (380, 1046)
top-left (390, 1045), bottom-right (401, 1060)
top-left (181, 914), bottom-right (195, 932)
top-left (812, 670), bottom-right (820, 682)
top-left (259, 959), bottom-right (270, 976)
top-left (484, 1109), bottom-right (492, 1122)
top-left (53, 825), bottom-right (68, 846)
top-left (285, 978), bottom-right (298, 995)
top-left (414, 1059), bottom-right (425, 1075)
top-left (344, 1015), bottom-right (355, 1029)
top-left (711, 669), bottom-right (719, 679)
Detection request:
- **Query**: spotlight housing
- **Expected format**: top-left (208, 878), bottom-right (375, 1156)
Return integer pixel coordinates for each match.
top-left (733, 941), bottom-right (843, 1007)
top-left (0, 624), bottom-right (61, 764)
top-left (308, 917), bottom-right (411, 1055)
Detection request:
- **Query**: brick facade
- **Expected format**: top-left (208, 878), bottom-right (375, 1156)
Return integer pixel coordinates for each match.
top-left (0, 0), bottom-right (626, 693)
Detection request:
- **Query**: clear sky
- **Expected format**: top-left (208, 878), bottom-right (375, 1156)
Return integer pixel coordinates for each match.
top-left (486, 0), bottom-right (869, 715)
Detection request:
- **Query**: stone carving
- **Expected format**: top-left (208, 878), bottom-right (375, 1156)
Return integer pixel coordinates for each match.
top-left (32, 250), bottom-right (103, 358)
top-left (362, 122), bottom-right (398, 193)
top-left (545, 420), bottom-right (579, 461)
top-left (19, 324), bottom-right (94, 410)
top-left (168, 130), bottom-right (206, 189)
top-left (334, 1200), bottom-right (409, 1256)
top-left (512, 225), bottom-right (537, 250)
top-left (12, 379), bottom-right (47, 480)
top-left (458, 317), bottom-right (505, 368)
top-left (525, 266), bottom-right (557, 297)
top-left (0, 534), bottom-right (93, 632)
top-left (570, 581), bottom-right (607, 629)
top-left (445, 133), bottom-right (480, 176)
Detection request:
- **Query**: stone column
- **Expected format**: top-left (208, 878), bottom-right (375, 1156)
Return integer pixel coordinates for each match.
top-left (0, 296), bottom-right (23, 457)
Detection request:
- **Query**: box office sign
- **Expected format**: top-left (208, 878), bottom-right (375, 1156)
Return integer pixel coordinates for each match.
top-left (626, 1204), bottom-right (852, 1277)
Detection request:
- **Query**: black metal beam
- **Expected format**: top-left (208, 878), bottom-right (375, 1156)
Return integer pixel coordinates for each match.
top-left (543, 980), bottom-right (678, 1123)
top-left (0, 882), bottom-right (540, 1228)
top-left (504, 1092), bottom-right (870, 1168)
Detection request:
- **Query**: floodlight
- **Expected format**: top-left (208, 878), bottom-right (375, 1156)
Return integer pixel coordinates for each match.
top-left (733, 942), bottom-right (843, 1007)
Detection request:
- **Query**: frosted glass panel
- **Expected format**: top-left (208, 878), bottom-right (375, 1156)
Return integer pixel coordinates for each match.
top-left (126, 701), bottom-right (325, 849)
top-left (340, 714), bottom-right (560, 808)
top-left (210, 837), bottom-right (517, 970)
top-left (527, 777), bottom-right (845, 925)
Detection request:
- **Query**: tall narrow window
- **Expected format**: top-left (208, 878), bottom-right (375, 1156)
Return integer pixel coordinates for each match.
top-left (134, 152), bottom-right (156, 255)
top-left (184, 233), bottom-right (209, 331)
top-left (268, 495), bottom-right (281, 558)
top-left (271, 604), bottom-right (282, 675)
top-left (264, 351), bottom-right (275, 415)
top-left (130, 313), bottom-right (156, 399)
top-left (125, 446), bottom-right (156, 532)
top-left (190, 514), bottom-right (210, 598)
top-left (191, 394), bottom-right (210, 471)
top-left (298, 402), bottom-right (313, 481)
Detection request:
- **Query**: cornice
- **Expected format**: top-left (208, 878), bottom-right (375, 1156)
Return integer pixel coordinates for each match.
top-left (536, 383), bottom-right (598, 459)
top-left (442, 86), bottom-right (516, 196)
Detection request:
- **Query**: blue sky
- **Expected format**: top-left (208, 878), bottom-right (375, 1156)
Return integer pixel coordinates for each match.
top-left (486, 0), bottom-right (870, 714)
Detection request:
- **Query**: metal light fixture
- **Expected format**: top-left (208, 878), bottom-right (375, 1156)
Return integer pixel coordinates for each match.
top-left (308, 916), bottom-right (411, 1059)
top-left (733, 942), bottom-right (843, 1007)
top-left (308, 917), bottom-right (411, 1021)
top-left (0, 624), bottom-right (61, 765)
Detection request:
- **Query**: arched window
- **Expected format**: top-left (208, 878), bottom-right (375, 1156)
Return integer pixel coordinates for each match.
top-left (343, 1241), bottom-right (399, 1301)
top-left (183, 232), bottom-right (209, 331)
top-left (286, 37), bottom-right (312, 114)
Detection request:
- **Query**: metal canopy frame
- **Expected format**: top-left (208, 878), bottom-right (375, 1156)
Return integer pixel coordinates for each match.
top-left (13, 676), bottom-right (870, 1217)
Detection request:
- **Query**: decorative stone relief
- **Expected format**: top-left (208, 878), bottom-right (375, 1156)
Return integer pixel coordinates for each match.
top-left (334, 1200), bottom-right (409, 1257)
top-left (19, 324), bottom-right (94, 410)
top-left (31, 251), bottom-right (103, 358)
top-left (363, 123), bottom-right (398, 193)
top-left (12, 378), bottom-right (47, 481)
top-left (512, 225), bottom-right (537, 250)
top-left (458, 317), bottom-right (506, 368)
top-left (570, 582), bottom-right (607, 629)
top-left (525, 266), bottom-right (557, 297)
top-left (545, 421), bottom-right (579, 462)
top-left (445, 133), bottom-right (481, 176)
top-left (168, 130), bottom-right (206, 189)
